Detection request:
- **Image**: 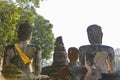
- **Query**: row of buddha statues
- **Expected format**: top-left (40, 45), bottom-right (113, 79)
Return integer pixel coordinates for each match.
top-left (1, 22), bottom-right (119, 80)
top-left (42, 36), bottom-right (88, 80)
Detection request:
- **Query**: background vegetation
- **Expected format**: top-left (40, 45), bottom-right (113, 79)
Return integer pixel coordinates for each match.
top-left (1, 0), bottom-right (120, 69)
top-left (0, 0), bottom-right (55, 61)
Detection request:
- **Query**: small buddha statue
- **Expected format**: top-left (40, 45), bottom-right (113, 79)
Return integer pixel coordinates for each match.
top-left (68, 47), bottom-right (80, 66)
top-left (59, 47), bottom-right (88, 80)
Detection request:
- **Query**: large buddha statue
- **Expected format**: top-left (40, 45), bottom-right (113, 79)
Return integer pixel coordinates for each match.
top-left (79, 24), bottom-right (115, 80)
top-left (2, 22), bottom-right (48, 80)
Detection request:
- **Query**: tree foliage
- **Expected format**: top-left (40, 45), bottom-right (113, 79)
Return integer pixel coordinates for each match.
top-left (15, 0), bottom-right (41, 8)
top-left (0, 1), bottom-right (21, 56)
top-left (0, 1), bottom-right (55, 60)
top-left (31, 15), bottom-right (55, 59)
top-left (0, 0), bottom-right (41, 8)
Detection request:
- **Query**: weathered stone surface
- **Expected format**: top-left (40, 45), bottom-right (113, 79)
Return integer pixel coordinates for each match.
top-left (53, 36), bottom-right (68, 66)
top-left (100, 73), bottom-right (120, 80)
top-left (2, 22), bottom-right (43, 80)
top-left (41, 36), bottom-right (68, 80)
top-left (79, 24), bottom-right (115, 80)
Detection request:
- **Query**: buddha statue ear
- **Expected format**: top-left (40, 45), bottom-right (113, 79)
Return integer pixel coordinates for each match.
top-left (27, 32), bottom-right (32, 41)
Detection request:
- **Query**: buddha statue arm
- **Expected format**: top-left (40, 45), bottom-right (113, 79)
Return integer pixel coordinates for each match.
top-left (107, 56), bottom-right (112, 73)
top-left (79, 47), bottom-right (85, 66)
top-left (107, 48), bottom-right (115, 73)
top-left (3, 45), bottom-right (14, 67)
top-left (3, 49), bottom-right (9, 67)
top-left (33, 45), bottom-right (42, 75)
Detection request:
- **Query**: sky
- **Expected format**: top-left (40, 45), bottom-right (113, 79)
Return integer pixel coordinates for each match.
top-left (36, 0), bottom-right (120, 51)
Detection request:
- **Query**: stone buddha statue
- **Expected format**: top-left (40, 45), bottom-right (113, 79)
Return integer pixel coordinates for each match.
top-left (59, 47), bottom-right (87, 80)
top-left (68, 47), bottom-right (80, 66)
top-left (79, 24), bottom-right (115, 80)
top-left (2, 22), bottom-right (48, 80)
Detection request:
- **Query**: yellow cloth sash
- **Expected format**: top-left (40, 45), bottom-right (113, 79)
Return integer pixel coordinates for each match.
top-left (14, 43), bottom-right (31, 64)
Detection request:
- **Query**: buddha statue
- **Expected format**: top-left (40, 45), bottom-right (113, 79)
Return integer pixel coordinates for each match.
top-left (59, 47), bottom-right (87, 80)
top-left (79, 24), bottom-right (115, 80)
top-left (2, 22), bottom-right (48, 80)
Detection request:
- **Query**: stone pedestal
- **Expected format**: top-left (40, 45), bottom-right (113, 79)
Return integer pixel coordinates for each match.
top-left (99, 73), bottom-right (120, 80)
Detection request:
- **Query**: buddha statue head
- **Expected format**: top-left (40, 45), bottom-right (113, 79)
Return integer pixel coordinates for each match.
top-left (87, 24), bottom-right (103, 45)
top-left (17, 21), bottom-right (32, 42)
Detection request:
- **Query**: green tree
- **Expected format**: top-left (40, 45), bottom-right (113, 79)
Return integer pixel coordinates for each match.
top-left (0, 1), bottom-right (55, 60)
top-left (0, 1), bottom-right (21, 56)
top-left (0, 1), bottom-right (35, 56)
top-left (15, 0), bottom-right (41, 8)
top-left (0, 0), bottom-right (41, 8)
top-left (31, 15), bottom-right (55, 59)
